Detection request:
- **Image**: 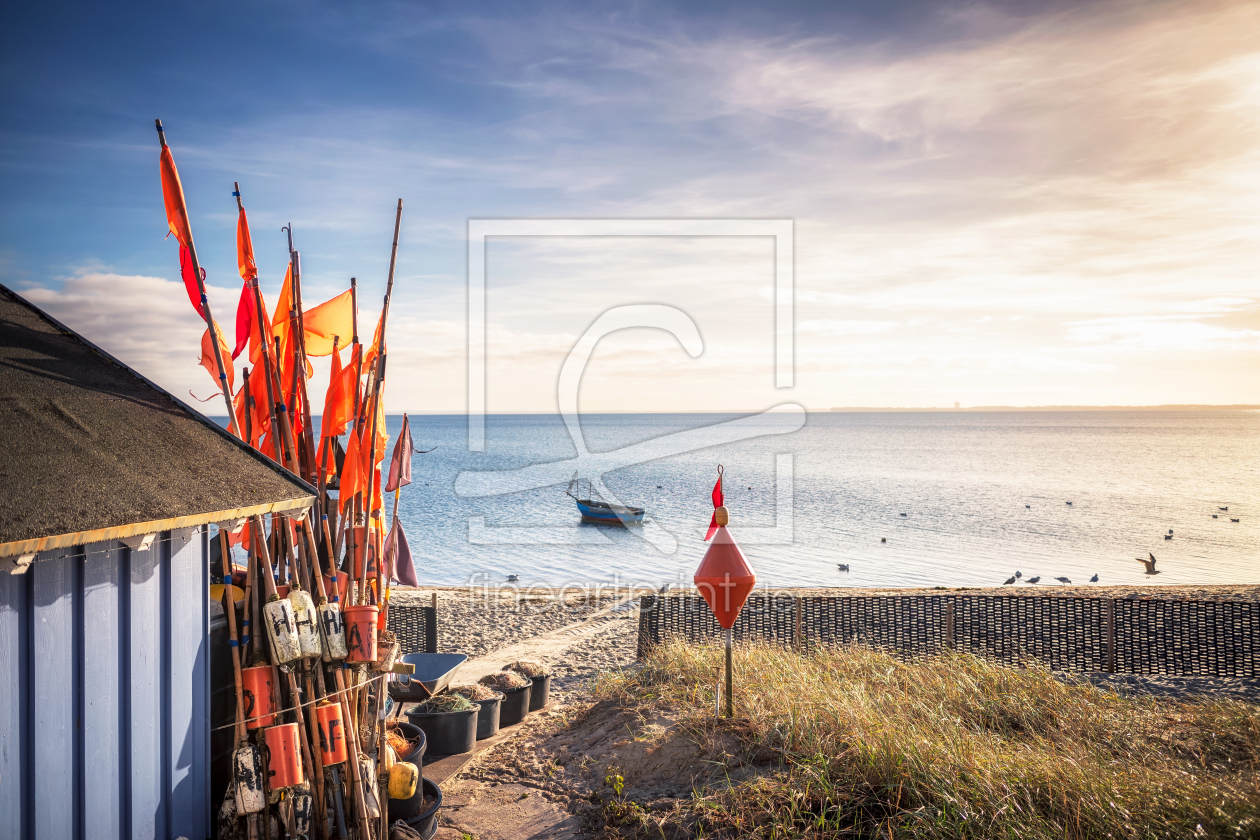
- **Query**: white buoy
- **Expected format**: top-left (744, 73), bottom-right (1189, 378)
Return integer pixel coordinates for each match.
top-left (232, 744), bottom-right (265, 814)
top-left (289, 588), bottom-right (322, 658)
top-left (318, 601), bottom-right (348, 661)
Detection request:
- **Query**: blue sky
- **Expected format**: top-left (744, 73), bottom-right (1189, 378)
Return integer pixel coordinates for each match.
top-left (3, 0), bottom-right (1259, 413)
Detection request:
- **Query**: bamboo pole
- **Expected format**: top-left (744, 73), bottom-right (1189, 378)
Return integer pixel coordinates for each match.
top-left (286, 237), bottom-right (320, 485)
top-left (243, 367), bottom-right (253, 448)
top-left (155, 120), bottom-right (239, 438)
top-left (350, 278), bottom-right (361, 424)
top-left (219, 531), bottom-right (247, 745)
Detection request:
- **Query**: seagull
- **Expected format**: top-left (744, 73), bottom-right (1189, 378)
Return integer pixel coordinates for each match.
top-left (900, 513), bottom-right (908, 517)
top-left (1231, 518), bottom-right (1240, 523)
top-left (881, 538), bottom-right (887, 543)
top-left (1025, 504), bottom-right (1031, 509)
top-left (1027, 576), bottom-right (1041, 584)
top-left (1015, 571), bottom-right (1022, 578)
top-left (1164, 534), bottom-right (1172, 540)
top-left (837, 563), bottom-right (849, 572)
top-left (656, 485), bottom-right (663, 489)
top-left (1089, 574), bottom-right (1099, 583)
top-left (506, 574), bottom-right (519, 582)
top-left (1136, 554), bottom-right (1159, 575)
top-left (1212, 515), bottom-right (1218, 519)
top-left (1220, 507), bottom-right (1229, 511)
top-left (1168, 529), bottom-right (1173, 534)
top-left (1055, 576), bottom-right (1072, 585)
top-left (1066, 501), bottom-right (1073, 506)
top-left (1002, 576), bottom-right (1016, 586)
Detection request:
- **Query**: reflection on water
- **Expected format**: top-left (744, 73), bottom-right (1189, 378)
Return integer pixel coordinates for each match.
top-left (374, 411), bottom-right (1259, 588)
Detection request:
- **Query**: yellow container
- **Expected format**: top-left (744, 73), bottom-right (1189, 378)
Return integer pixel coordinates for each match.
top-left (388, 762), bottom-right (418, 800)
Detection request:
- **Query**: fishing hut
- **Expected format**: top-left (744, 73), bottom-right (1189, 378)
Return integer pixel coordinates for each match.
top-left (0, 284), bottom-right (316, 839)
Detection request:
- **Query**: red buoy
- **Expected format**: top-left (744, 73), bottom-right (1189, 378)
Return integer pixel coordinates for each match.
top-left (693, 525), bottom-right (756, 629)
top-left (315, 702), bottom-right (348, 766)
top-left (263, 723), bottom-right (304, 790)
top-left (240, 665), bottom-right (277, 730)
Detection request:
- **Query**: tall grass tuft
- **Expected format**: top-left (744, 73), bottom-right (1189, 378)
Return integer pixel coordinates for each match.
top-left (595, 640), bottom-right (1260, 839)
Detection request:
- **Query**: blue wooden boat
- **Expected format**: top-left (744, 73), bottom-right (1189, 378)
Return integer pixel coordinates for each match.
top-left (566, 477), bottom-right (645, 524)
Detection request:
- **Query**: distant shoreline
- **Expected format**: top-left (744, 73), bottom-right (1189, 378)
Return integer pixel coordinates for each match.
top-left (209, 404), bottom-right (1260, 419)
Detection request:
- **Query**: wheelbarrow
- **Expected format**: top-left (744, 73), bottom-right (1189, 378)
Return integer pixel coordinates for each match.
top-left (388, 653), bottom-right (467, 702)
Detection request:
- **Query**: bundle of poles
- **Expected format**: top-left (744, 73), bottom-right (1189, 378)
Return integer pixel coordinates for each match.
top-left (157, 120), bottom-right (416, 840)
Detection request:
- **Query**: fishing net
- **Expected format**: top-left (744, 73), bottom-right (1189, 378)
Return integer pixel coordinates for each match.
top-left (450, 683), bottom-right (504, 702)
top-left (505, 659), bottom-right (551, 678)
top-left (414, 693), bottom-right (473, 713)
top-left (479, 671), bottom-right (530, 690)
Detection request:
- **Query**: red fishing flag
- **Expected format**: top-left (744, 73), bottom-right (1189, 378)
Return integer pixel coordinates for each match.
top-left (361, 311), bottom-right (387, 378)
top-left (159, 143), bottom-right (204, 316)
top-left (232, 203), bottom-right (259, 359)
top-left (705, 468), bottom-right (724, 541)
top-left (385, 413), bottom-right (413, 492)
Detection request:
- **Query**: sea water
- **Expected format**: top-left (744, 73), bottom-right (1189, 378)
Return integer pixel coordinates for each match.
top-left (370, 411), bottom-right (1259, 589)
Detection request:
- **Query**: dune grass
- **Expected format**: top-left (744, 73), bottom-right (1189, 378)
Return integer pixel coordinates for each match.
top-left (594, 640), bottom-right (1260, 839)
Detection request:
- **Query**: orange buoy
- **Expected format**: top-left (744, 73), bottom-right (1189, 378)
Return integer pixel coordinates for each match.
top-left (263, 723), bottom-right (304, 789)
top-left (343, 604), bottom-right (379, 663)
top-left (315, 702), bottom-right (348, 766)
top-left (240, 665), bottom-right (277, 729)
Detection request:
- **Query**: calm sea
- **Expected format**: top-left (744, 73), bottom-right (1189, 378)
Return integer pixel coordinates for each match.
top-left (231, 412), bottom-right (1260, 589)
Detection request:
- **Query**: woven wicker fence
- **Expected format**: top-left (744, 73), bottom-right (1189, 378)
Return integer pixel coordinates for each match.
top-left (636, 594), bottom-right (1260, 678)
top-left (386, 604), bottom-right (438, 655)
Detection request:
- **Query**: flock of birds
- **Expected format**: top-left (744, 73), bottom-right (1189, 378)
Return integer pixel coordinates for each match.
top-left (833, 500), bottom-right (1242, 584)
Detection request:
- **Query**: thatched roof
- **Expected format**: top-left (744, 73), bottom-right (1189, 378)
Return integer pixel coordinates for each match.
top-left (0, 283), bottom-right (314, 556)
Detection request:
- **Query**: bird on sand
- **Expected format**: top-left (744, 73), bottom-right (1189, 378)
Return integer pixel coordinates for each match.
top-left (1212, 514), bottom-right (1218, 519)
top-left (1025, 504), bottom-right (1031, 508)
top-left (507, 574), bottom-right (520, 582)
top-left (1055, 576), bottom-right (1072, 585)
top-left (837, 563), bottom-right (850, 572)
top-left (1231, 518), bottom-right (1241, 523)
top-left (1003, 576), bottom-right (1016, 585)
top-left (1066, 501), bottom-right (1073, 505)
top-left (1164, 534), bottom-right (1172, 540)
top-left (1136, 554), bottom-right (1160, 575)
top-left (1089, 574), bottom-right (1099, 583)
top-left (1027, 576), bottom-right (1041, 584)
top-left (1015, 571), bottom-right (1023, 579)
top-left (1220, 506), bottom-right (1229, 511)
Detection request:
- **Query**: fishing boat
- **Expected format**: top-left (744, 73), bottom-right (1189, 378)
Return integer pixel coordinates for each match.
top-left (566, 477), bottom-right (645, 524)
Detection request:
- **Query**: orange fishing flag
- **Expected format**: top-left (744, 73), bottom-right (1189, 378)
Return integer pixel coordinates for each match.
top-left (200, 321), bottom-right (235, 391)
top-left (301, 289), bottom-right (354, 357)
top-left (339, 427), bottom-right (365, 508)
top-left (232, 202), bottom-right (258, 359)
top-left (320, 345), bottom-right (357, 443)
top-left (361, 311), bottom-right (387, 378)
top-left (159, 142), bottom-right (203, 316)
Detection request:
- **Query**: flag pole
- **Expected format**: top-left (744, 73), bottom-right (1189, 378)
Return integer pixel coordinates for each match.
top-left (156, 120), bottom-right (240, 437)
top-left (234, 183), bottom-right (299, 473)
top-left (283, 226), bottom-right (320, 483)
top-left (358, 199), bottom-right (403, 605)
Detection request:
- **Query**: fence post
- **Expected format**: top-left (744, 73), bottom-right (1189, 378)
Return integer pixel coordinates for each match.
top-left (1106, 600), bottom-right (1116, 673)
top-left (794, 596), bottom-right (803, 653)
top-left (637, 594), bottom-right (657, 659)
top-left (945, 602), bottom-right (955, 651)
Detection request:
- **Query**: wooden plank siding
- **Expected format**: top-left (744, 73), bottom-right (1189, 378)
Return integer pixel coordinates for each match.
top-left (0, 527), bottom-right (211, 840)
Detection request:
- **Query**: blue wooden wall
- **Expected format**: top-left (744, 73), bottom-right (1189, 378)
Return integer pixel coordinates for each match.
top-left (0, 527), bottom-right (211, 839)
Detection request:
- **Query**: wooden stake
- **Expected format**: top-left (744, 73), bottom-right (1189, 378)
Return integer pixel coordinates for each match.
top-left (725, 627), bottom-right (734, 719)
top-left (219, 530), bottom-right (247, 744)
top-left (155, 120), bottom-right (239, 438)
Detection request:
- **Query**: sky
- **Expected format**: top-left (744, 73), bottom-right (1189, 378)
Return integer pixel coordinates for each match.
top-left (2, 0), bottom-right (1258, 414)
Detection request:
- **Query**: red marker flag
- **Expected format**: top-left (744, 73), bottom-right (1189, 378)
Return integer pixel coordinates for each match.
top-left (705, 470), bottom-right (724, 541)
top-left (385, 413), bottom-right (413, 492)
top-left (231, 205), bottom-right (258, 359)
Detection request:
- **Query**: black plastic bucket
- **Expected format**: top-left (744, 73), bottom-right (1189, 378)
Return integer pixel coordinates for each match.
top-left (401, 777), bottom-right (442, 839)
top-left (527, 675), bottom-right (551, 711)
top-left (497, 681), bottom-right (532, 727)
top-left (475, 694), bottom-right (502, 740)
top-left (391, 722), bottom-right (426, 776)
top-left (405, 704), bottom-right (479, 756)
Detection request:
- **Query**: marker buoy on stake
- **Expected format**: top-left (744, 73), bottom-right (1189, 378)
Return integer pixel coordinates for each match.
top-left (693, 465), bottom-right (755, 718)
top-left (241, 665), bottom-right (277, 729)
top-left (264, 722), bottom-right (305, 789)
